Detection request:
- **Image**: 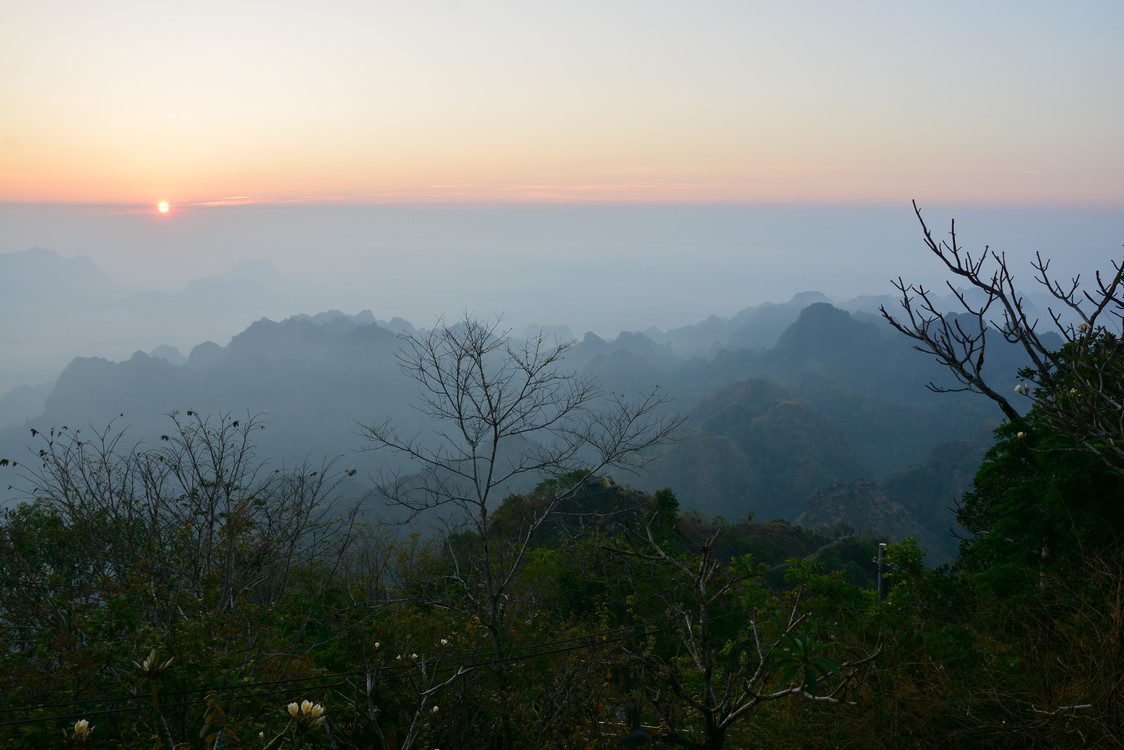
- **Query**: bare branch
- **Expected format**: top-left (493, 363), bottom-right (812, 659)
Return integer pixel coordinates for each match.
top-left (884, 204), bottom-right (1124, 476)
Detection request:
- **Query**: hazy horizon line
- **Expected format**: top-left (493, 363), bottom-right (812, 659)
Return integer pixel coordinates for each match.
top-left (5, 197), bottom-right (1123, 212)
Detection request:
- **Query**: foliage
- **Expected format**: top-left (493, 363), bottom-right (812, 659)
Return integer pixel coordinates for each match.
top-left (959, 416), bottom-right (1124, 577)
top-left (601, 496), bottom-right (879, 749)
top-left (0, 416), bottom-right (887, 749)
top-left (0, 412), bottom-right (356, 749)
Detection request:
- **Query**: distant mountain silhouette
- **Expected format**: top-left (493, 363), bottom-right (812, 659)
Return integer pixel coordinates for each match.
top-left (0, 381), bottom-right (55, 430)
top-left (0, 248), bottom-right (319, 393)
top-left (15, 313), bottom-right (410, 474)
top-left (148, 345), bottom-right (186, 366)
top-left (44, 351), bottom-right (189, 426)
top-left (646, 291), bottom-right (831, 357)
top-left (0, 247), bottom-right (113, 296)
top-left (0, 298), bottom-right (1037, 564)
top-left (0, 248), bottom-right (120, 393)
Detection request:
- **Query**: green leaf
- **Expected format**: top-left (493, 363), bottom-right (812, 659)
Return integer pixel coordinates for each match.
top-left (804, 665), bottom-right (819, 696)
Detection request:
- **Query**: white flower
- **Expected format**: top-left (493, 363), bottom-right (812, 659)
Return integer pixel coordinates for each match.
top-left (431, 705), bottom-right (440, 714)
top-left (440, 638), bottom-right (449, 646)
top-left (411, 653), bottom-right (418, 660)
top-left (374, 641), bottom-right (380, 649)
top-left (1017, 431), bottom-right (1026, 440)
top-left (73, 719), bottom-right (93, 739)
top-left (1014, 384), bottom-right (1023, 394)
top-left (134, 649), bottom-right (173, 676)
top-left (1079, 321), bottom-right (1091, 332)
top-left (288, 700), bottom-right (326, 729)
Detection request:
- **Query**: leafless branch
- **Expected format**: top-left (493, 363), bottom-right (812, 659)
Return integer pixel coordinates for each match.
top-left (882, 202), bottom-right (1124, 474)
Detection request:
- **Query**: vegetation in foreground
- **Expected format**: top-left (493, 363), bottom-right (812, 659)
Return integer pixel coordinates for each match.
top-left (3, 391), bottom-right (1121, 747)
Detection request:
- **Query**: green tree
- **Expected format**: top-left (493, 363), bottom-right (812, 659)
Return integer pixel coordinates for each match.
top-left (613, 500), bottom-right (877, 749)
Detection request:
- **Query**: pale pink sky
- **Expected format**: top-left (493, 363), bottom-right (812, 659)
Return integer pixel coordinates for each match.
top-left (3, 1), bottom-right (1122, 208)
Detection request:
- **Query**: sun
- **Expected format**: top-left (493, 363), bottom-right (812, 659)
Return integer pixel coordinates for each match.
top-left (157, 200), bottom-right (170, 214)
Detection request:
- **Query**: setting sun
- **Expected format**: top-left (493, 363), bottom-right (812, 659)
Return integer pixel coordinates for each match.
top-left (157, 201), bottom-right (170, 214)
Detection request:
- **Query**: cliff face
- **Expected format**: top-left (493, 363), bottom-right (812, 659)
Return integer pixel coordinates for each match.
top-left (640, 377), bottom-right (866, 522)
top-left (796, 479), bottom-right (921, 541)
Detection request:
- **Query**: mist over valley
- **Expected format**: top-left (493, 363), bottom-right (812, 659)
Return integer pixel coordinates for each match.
top-left (4, 213), bottom-right (1074, 564)
top-left (4, 201), bottom-right (1119, 394)
top-left (3, 203), bottom-right (1119, 566)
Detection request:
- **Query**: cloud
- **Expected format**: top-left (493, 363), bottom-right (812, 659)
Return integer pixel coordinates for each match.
top-left (495, 181), bottom-right (730, 202)
top-left (188, 196), bottom-right (267, 207)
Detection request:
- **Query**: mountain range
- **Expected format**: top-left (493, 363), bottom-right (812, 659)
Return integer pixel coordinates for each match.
top-left (1, 288), bottom-right (1041, 564)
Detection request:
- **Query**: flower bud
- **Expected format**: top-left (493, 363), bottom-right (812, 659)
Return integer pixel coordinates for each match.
top-left (73, 719), bottom-right (93, 740)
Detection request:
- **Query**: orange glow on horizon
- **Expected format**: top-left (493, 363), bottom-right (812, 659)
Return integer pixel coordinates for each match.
top-left (1, 169), bottom-right (1119, 210)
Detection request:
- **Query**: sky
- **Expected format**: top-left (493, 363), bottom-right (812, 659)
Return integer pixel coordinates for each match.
top-left (1, 2), bottom-right (1123, 395)
top-left (2, 1), bottom-right (1123, 207)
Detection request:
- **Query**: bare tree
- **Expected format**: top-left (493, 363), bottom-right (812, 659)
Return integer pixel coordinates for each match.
top-left (359, 314), bottom-right (682, 746)
top-left (881, 201), bottom-right (1124, 472)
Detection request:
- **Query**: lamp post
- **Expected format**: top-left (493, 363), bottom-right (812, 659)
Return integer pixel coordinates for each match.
top-left (876, 543), bottom-right (888, 603)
